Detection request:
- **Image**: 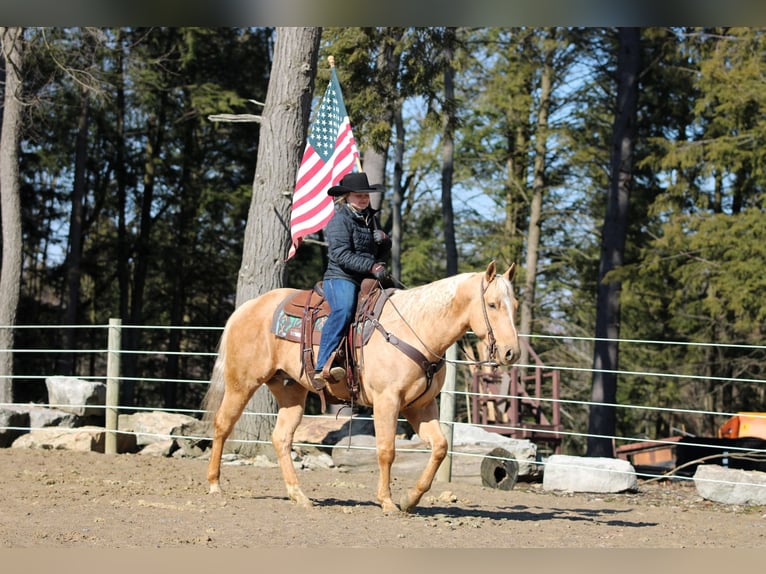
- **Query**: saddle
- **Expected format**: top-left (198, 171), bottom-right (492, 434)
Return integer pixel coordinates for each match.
top-left (271, 279), bottom-right (392, 400)
top-left (271, 279), bottom-right (445, 408)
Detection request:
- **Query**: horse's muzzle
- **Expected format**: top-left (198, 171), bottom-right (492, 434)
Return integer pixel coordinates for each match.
top-left (499, 345), bottom-right (520, 366)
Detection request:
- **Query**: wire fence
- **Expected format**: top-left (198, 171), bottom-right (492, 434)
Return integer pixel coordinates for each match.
top-left (1, 320), bottom-right (765, 493)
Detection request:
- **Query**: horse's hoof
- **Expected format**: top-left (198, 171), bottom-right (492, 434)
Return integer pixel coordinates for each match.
top-left (287, 486), bottom-right (314, 508)
top-left (296, 498), bottom-right (314, 509)
top-left (290, 494), bottom-right (314, 509)
top-left (209, 484), bottom-right (222, 495)
top-left (380, 500), bottom-right (400, 514)
top-left (399, 494), bottom-right (418, 513)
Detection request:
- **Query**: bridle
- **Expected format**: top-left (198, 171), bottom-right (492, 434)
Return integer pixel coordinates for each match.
top-left (480, 276), bottom-right (498, 364)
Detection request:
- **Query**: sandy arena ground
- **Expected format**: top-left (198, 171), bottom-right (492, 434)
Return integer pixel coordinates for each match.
top-left (1, 448), bottom-right (765, 550)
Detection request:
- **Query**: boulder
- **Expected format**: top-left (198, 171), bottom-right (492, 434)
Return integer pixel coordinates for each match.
top-left (543, 454), bottom-right (638, 493)
top-left (10, 425), bottom-right (137, 453)
top-left (694, 464), bottom-right (766, 505)
top-left (294, 416), bottom-right (375, 446)
top-left (0, 407), bottom-right (30, 447)
top-left (171, 419), bottom-right (212, 458)
top-left (138, 439), bottom-right (177, 457)
top-left (118, 411), bottom-right (197, 446)
top-left (45, 376), bottom-right (106, 418)
top-left (21, 404), bottom-right (81, 429)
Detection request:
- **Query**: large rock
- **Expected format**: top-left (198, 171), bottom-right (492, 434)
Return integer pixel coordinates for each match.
top-left (45, 376), bottom-right (106, 418)
top-left (118, 411), bottom-right (197, 446)
top-left (694, 464), bottom-right (766, 505)
top-left (21, 404), bottom-right (81, 429)
top-left (1, 403), bottom-right (83, 448)
top-left (543, 454), bottom-right (638, 493)
top-left (171, 419), bottom-right (212, 458)
top-left (294, 416), bottom-right (375, 446)
top-left (0, 407), bottom-right (30, 447)
top-left (138, 439), bottom-right (177, 457)
top-left (11, 425), bottom-right (137, 453)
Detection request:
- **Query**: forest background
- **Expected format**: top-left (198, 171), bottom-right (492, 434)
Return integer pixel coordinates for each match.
top-left (1, 27), bottom-right (765, 457)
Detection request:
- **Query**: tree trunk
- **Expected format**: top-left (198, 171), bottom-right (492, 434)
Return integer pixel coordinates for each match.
top-left (519, 30), bottom-right (553, 369)
top-left (233, 27), bottom-right (321, 458)
top-left (390, 105), bottom-right (405, 281)
top-left (115, 29), bottom-right (129, 324)
top-left (587, 27), bottom-right (641, 457)
top-left (441, 27), bottom-right (458, 277)
top-left (362, 28), bottom-right (403, 269)
top-left (121, 95), bottom-right (168, 407)
top-left (62, 86), bottom-right (90, 375)
top-left (0, 27), bottom-right (24, 404)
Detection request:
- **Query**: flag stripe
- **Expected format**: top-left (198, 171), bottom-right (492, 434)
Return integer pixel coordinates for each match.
top-left (287, 71), bottom-right (358, 260)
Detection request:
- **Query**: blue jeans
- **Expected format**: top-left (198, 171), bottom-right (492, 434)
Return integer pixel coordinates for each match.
top-left (316, 278), bottom-right (358, 370)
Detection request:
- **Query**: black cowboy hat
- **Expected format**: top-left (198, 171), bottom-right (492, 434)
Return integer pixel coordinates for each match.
top-left (327, 172), bottom-right (385, 196)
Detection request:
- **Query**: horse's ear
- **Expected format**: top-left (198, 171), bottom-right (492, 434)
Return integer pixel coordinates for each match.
top-left (485, 260), bottom-right (497, 282)
top-left (505, 262), bottom-right (517, 282)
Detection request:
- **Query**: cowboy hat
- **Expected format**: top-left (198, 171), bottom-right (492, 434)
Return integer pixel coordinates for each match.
top-left (327, 172), bottom-right (385, 196)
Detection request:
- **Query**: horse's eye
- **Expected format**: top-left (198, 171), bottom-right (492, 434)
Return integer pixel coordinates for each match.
top-left (488, 302), bottom-right (497, 309)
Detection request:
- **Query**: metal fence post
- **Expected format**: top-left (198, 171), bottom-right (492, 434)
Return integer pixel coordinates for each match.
top-left (436, 343), bottom-right (457, 482)
top-left (105, 318), bottom-right (121, 454)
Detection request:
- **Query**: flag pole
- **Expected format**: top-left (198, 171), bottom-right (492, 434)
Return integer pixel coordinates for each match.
top-left (329, 55), bottom-right (363, 172)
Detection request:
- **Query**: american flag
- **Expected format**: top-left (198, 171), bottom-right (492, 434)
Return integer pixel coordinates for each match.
top-left (287, 67), bottom-right (359, 260)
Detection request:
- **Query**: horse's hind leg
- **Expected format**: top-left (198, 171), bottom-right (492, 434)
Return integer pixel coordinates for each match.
top-left (207, 387), bottom-right (253, 494)
top-left (399, 400), bottom-right (448, 513)
top-left (268, 381), bottom-right (312, 508)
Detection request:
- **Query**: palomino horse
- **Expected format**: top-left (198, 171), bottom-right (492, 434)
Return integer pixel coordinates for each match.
top-left (202, 261), bottom-right (520, 513)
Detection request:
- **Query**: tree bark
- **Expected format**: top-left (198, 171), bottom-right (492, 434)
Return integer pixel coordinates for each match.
top-left (519, 31), bottom-right (553, 369)
top-left (361, 28), bottom-right (403, 274)
top-left (390, 105), bottom-right (405, 281)
top-left (62, 85), bottom-right (90, 375)
top-left (0, 27), bottom-right (24, 404)
top-left (587, 27), bottom-right (641, 457)
top-left (441, 27), bottom-right (458, 277)
top-left (233, 27), bottom-right (321, 458)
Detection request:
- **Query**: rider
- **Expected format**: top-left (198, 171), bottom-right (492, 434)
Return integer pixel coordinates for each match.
top-left (312, 172), bottom-right (391, 391)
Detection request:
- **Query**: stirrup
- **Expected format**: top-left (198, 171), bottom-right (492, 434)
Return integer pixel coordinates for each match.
top-left (311, 373), bottom-right (330, 391)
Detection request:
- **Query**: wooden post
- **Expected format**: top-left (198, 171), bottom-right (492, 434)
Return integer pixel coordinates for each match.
top-left (436, 343), bottom-right (457, 482)
top-left (105, 318), bottom-right (121, 455)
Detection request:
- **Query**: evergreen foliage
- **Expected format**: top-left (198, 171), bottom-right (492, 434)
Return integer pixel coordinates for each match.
top-left (3, 27), bottom-right (765, 451)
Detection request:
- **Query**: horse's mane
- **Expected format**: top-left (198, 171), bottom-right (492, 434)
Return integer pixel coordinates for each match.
top-left (388, 272), bottom-right (473, 323)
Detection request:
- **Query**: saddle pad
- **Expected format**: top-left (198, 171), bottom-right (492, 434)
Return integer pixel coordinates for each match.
top-left (272, 306), bottom-right (327, 343)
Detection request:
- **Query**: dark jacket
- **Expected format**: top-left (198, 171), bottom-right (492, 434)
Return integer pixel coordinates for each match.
top-left (323, 204), bottom-right (391, 286)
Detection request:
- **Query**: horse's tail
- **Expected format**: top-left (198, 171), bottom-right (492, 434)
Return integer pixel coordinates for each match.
top-left (201, 324), bottom-right (229, 423)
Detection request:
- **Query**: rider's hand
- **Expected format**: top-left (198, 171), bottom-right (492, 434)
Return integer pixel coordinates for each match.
top-left (370, 262), bottom-right (388, 281)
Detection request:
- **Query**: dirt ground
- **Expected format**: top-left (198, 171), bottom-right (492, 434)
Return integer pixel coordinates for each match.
top-left (1, 448), bottom-right (765, 550)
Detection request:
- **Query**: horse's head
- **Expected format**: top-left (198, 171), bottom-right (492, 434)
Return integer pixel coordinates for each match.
top-left (471, 261), bottom-right (520, 366)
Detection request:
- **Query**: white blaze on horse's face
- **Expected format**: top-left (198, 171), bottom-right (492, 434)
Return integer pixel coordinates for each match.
top-left (476, 261), bottom-right (520, 366)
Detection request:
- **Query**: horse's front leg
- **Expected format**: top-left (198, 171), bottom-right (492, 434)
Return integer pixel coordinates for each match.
top-left (372, 400), bottom-right (401, 513)
top-left (269, 382), bottom-right (313, 508)
top-left (400, 400), bottom-right (448, 513)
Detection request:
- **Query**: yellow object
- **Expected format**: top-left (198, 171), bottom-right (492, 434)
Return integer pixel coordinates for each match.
top-left (718, 412), bottom-right (766, 440)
